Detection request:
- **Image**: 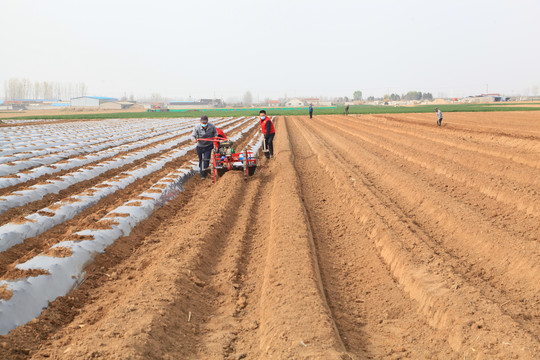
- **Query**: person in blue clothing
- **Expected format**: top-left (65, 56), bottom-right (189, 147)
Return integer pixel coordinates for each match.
top-left (191, 115), bottom-right (217, 179)
top-left (309, 104), bottom-right (313, 119)
top-left (435, 108), bottom-right (443, 126)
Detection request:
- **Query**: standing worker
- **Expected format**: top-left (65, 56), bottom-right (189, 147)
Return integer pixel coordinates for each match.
top-left (259, 110), bottom-right (275, 159)
top-left (345, 104), bottom-right (350, 116)
top-left (435, 107), bottom-right (443, 126)
top-left (191, 115), bottom-right (217, 179)
top-left (309, 104), bottom-right (314, 119)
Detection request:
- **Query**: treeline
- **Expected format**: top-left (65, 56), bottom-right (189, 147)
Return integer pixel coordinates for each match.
top-left (366, 91), bottom-right (434, 102)
top-left (4, 78), bottom-right (87, 100)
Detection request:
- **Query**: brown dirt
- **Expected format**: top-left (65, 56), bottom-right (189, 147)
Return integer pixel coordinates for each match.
top-left (41, 247), bottom-right (73, 258)
top-left (0, 112), bottom-right (538, 359)
top-left (2, 268), bottom-right (50, 281)
top-left (0, 284), bottom-right (13, 301)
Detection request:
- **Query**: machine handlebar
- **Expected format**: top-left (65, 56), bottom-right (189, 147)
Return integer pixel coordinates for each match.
top-left (195, 136), bottom-right (228, 142)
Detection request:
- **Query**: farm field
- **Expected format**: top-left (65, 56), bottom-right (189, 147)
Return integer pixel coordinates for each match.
top-left (0, 111), bottom-right (539, 359)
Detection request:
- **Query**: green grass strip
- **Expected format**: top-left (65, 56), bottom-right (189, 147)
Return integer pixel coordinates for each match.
top-left (3, 103), bottom-right (540, 120)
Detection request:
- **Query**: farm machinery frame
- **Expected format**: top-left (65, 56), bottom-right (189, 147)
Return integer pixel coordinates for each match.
top-left (198, 137), bottom-right (260, 184)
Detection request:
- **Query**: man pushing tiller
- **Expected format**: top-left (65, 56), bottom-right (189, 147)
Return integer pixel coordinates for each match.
top-left (191, 115), bottom-right (218, 179)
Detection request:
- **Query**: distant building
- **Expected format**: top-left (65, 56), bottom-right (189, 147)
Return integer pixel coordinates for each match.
top-left (168, 98), bottom-right (224, 110)
top-left (168, 101), bottom-right (205, 110)
top-left (268, 100), bottom-right (280, 107)
top-left (285, 98), bottom-right (305, 107)
top-left (0, 100), bottom-right (11, 110)
top-left (99, 101), bottom-right (135, 110)
top-left (71, 96), bottom-right (118, 108)
top-left (3, 99), bottom-right (61, 110)
top-left (303, 98), bottom-right (320, 105)
top-left (463, 94), bottom-right (511, 103)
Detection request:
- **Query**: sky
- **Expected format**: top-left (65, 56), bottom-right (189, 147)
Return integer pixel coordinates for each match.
top-left (1, 0), bottom-right (539, 101)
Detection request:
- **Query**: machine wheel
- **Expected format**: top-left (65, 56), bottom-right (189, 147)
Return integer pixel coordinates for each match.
top-left (247, 153), bottom-right (259, 176)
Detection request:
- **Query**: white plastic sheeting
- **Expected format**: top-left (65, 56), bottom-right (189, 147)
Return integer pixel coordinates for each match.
top-left (0, 116), bottom-right (261, 335)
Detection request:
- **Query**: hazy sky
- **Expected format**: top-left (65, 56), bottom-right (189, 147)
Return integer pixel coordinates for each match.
top-left (1, 0), bottom-right (539, 100)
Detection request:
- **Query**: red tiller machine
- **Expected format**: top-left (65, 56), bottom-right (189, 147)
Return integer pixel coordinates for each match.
top-left (197, 137), bottom-right (259, 184)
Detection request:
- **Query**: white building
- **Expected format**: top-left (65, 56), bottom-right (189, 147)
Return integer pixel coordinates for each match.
top-left (99, 101), bottom-right (135, 110)
top-left (71, 96), bottom-right (118, 108)
top-left (285, 98), bottom-right (305, 107)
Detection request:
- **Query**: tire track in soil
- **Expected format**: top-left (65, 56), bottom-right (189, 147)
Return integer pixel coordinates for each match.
top-left (254, 117), bottom-right (348, 359)
top-left (193, 116), bottom-right (349, 359)
top-left (187, 164), bottom-right (269, 359)
top-left (288, 116), bottom-right (456, 358)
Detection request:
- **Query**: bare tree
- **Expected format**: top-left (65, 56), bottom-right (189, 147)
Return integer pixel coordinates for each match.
top-left (242, 91), bottom-right (253, 106)
top-left (43, 82), bottom-right (53, 100)
top-left (150, 93), bottom-right (163, 102)
top-left (34, 81), bottom-right (41, 99)
top-left (78, 82), bottom-right (87, 97)
top-left (22, 78), bottom-right (31, 99)
top-left (4, 78), bottom-right (88, 100)
top-left (7, 78), bottom-right (23, 99)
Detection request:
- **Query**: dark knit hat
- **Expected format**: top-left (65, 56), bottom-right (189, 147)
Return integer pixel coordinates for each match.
top-left (200, 115), bottom-right (209, 122)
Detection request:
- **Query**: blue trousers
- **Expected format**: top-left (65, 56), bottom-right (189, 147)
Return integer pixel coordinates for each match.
top-left (197, 144), bottom-right (213, 177)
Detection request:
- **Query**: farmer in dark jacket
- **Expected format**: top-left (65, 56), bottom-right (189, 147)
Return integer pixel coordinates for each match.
top-left (191, 115), bottom-right (217, 179)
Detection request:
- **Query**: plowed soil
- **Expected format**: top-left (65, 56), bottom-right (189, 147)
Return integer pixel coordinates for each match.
top-left (1, 112), bottom-right (539, 359)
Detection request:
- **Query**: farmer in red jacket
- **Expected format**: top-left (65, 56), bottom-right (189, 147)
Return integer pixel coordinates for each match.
top-left (259, 109), bottom-right (275, 159)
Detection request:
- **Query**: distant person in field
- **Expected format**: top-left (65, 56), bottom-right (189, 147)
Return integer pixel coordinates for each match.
top-left (259, 109), bottom-right (275, 159)
top-left (435, 107), bottom-right (443, 126)
top-left (345, 104), bottom-right (350, 115)
top-left (309, 104), bottom-right (314, 119)
top-left (191, 115), bottom-right (217, 179)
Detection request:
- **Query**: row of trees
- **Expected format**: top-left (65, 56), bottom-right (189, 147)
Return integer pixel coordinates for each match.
top-left (4, 78), bottom-right (88, 101)
top-left (364, 91), bottom-right (433, 102)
